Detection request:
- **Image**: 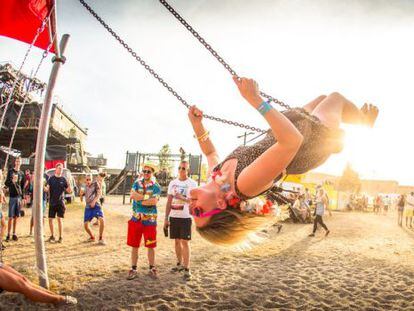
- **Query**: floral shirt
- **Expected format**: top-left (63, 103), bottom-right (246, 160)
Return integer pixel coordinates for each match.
top-left (131, 178), bottom-right (161, 226)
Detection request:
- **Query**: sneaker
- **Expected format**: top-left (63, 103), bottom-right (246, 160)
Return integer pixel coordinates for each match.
top-left (171, 263), bottom-right (182, 272)
top-left (308, 233), bottom-right (315, 237)
top-left (47, 236), bottom-right (55, 242)
top-left (87, 236), bottom-right (95, 243)
top-left (127, 269), bottom-right (138, 280)
top-left (325, 230), bottom-right (330, 237)
top-left (149, 267), bottom-right (157, 278)
top-left (98, 239), bottom-right (106, 246)
top-left (55, 295), bottom-right (78, 307)
top-left (5, 235), bottom-right (10, 242)
top-left (57, 237), bottom-right (63, 243)
top-left (12, 234), bottom-right (18, 241)
top-left (183, 269), bottom-right (192, 280)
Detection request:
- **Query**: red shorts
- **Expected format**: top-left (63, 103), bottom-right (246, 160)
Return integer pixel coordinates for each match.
top-left (127, 219), bottom-right (157, 248)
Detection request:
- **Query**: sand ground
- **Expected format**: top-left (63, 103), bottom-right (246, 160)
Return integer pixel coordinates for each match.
top-left (1, 196), bottom-right (414, 311)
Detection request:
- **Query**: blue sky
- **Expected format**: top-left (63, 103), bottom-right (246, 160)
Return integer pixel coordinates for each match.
top-left (1, 0), bottom-right (414, 184)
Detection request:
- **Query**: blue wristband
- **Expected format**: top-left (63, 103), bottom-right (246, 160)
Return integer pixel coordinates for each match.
top-left (257, 101), bottom-right (273, 116)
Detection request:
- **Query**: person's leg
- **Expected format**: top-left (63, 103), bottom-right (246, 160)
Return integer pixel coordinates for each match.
top-left (147, 248), bottom-right (155, 267)
top-left (57, 217), bottom-right (63, 239)
top-left (48, 218), bottom-right (54, 237)
top-left (318, 216), bottom-right (329, 231)
top-left (12, 217), bottom-right (17, 236)
top-left (174, 239), bottom-right (182, 265)
top-left (84, 222), bottom-right (94, 239)
top-left (98, 217), bottom-right (104, 241)
top-left (181, 240), bottom-right (190, 269)
top-left (30, 217), bottom-right (33, 235)
top-left (0, 268), bottom-right (64, 304)
top-left (303, 95), bottom-right (327, 113)
top-left (312, 217), bottom-right (318, 234)
top-left (311, 92), bottom-right (377, 129)
top-left (131, 247), bottom-right (139, 267)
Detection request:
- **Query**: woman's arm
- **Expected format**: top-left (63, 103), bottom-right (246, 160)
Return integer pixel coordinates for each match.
top-left (188, 105), bottom-right (220, 172)
top-left (235, 77), bottom-right (303, 197)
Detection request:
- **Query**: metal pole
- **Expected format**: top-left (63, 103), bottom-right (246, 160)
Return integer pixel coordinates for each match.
top-left (33, 34), bottom-right (69, 289)
top-left (122, 151), bottom-right (128, 205)
top-left (198, 154), bottom-right (202, 185)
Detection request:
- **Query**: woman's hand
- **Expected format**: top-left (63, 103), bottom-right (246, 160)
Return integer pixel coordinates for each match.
top-left (233, 76), bottom-right (262, 108)
top-left (188, 105), bottom-right (203, 124)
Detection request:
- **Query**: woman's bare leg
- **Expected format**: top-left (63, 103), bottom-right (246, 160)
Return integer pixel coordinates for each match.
top-left (311, 92), bottom-right (375, 129)
top-left (303, 95), bottom-right (327, 113)
top-left (0, 268), bottom-right (64, 304)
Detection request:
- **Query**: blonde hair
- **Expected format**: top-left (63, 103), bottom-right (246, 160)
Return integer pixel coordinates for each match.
top-left (196, 207), bottom-right (273, 246)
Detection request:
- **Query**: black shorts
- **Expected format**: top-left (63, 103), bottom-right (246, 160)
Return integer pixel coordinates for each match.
top-left (49, 204), bottom-right (66, 218)
top-left (169, 217), bottom-right (192, 240)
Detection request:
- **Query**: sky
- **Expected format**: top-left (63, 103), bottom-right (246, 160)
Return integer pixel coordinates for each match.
top-left (1, 0), bottom-right (414, 185)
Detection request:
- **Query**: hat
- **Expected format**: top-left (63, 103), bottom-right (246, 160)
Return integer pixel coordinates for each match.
top-left (143, 163), bottom-right (156, 173)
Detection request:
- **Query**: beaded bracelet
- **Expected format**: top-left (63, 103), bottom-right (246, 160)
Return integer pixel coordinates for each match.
top-left (257, 101), bottom-right (273, 116)
top-left (194, 131), bottom-right (210, 142)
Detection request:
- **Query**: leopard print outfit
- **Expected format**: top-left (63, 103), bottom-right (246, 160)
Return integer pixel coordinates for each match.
top-left (214, 108), bottom-right (341, 200)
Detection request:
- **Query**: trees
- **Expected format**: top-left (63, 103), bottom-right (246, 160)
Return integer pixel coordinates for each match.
top-left (158, 144), bottom-right (172, 171)
top-left (338, 163), bottom-right (361, 193)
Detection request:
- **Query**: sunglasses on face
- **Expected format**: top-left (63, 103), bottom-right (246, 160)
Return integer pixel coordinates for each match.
top-left (190, 206), bottom-right (223, 218)
top-left (142, 170), bottom-right (152, 174)
top-left (86, 179), bottom-right (91, 181)
top-left (178, 167), bottom-right (187, 171)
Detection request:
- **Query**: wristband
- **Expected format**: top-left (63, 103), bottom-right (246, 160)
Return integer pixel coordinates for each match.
top-left (257, 101), bottom-right (273, 116)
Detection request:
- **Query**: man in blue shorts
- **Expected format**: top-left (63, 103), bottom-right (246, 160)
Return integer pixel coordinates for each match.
top-left (81, 174), bottom-right (105, 245)
top-left (4, 157), bottom-right (25, 242)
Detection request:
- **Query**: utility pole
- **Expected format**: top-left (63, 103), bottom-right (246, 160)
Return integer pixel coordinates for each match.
top-left (237, 131), bottom-right (254, 146)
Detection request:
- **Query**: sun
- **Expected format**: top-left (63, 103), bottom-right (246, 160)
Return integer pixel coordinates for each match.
top-left (341, 125), bottom-right (380, 177)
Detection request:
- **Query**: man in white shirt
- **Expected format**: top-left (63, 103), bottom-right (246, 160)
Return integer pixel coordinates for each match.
top-left (164, 161), bottom-right (197, 280)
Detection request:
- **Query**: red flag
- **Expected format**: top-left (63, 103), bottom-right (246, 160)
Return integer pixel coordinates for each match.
top-left (0, 0), bottom-right (55, 53)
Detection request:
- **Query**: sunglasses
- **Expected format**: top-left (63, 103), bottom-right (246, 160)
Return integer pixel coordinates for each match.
top-left (178, 167), bottom-right (187, 171)
top-left (142, 170), bottom-right (152, 174)
top-left (86, 178), bottom-right (91, 181)
top-left (190, 206), bottom-right (223, 218)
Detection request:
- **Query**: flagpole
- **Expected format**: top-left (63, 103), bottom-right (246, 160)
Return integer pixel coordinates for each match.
top-left (33, 33), bottom-right (69, 289)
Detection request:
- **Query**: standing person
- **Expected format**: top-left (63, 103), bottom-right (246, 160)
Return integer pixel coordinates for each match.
top-left (164, 161), bottom-right (197, 280)
top-left (405, 192), bottom-right (414, 228)
top-left (309, 188), bottom-right (330, 237)
top-left (23, 169), bottom-right (31, 208)
top-left (0, 170), bottom-right (6, 249)
top-left (81, 174), bottom-right (105, 245)
top-left (93, 172), bottom-right (107, 226)
top-left (45, 163), bottom-right (72, 243)
top-left (29, 174), bottom-right (48, 236)
top-left (4, 157), bottom-right (25, 242)
top-left (127, 165), bottom-right (161, 280)
top-left (304, 188), bottom-right (313, 207)
top-left (383, 195), bottom-right (390, 215)
top-left (397, 195), bottom-right (405, 227)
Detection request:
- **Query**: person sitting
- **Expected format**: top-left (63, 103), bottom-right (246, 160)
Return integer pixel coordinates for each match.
top-left (0, 262), bottom-right (77, 306)
top-left (188, 76), bottom-right (378, 245)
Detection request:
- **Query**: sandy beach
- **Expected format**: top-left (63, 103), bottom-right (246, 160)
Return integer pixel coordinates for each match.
top-left (1, 196), bottom-right (414, 310)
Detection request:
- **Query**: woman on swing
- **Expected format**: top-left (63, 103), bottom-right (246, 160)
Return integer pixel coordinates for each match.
top-left (188, 76), bottom-right (378, 245)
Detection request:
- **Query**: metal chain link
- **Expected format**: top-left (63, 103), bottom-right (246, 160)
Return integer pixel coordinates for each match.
top-left (78, 0), bottom-right (266, 133)
top-left (0, 8), bottom-right (53, 133)
top-left (159, 0), bottom-right (317, 122)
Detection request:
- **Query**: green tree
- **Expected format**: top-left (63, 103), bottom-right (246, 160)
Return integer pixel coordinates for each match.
top-left (337, 163), bottom-right (361, 193)
top-left (158, 144), bottom-right (172, 171)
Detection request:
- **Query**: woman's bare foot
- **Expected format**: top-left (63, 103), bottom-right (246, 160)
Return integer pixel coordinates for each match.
top-left (361, 103), bottom-right (379, 127)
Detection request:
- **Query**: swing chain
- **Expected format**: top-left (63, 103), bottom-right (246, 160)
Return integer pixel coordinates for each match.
top-left (78, 0), bottom-right (267, 133)
top-left (158, 0), bottom-right (295, 112)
